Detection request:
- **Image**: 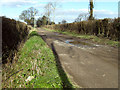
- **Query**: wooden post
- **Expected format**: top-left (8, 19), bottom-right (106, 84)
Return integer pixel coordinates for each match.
top-left (89, 0), bottom-right (94, 20)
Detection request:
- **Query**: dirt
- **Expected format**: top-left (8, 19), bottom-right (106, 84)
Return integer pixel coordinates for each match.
top-left (37, 28), bottom-right (118, 88)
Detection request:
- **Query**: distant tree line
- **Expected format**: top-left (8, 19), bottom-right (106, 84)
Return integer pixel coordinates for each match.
top-left (18, 1), bottom-right (94, 26)
top-left (36, 16), bottom-right (55, 27)
top-left (19, 7), bottom-right (38, 27)
top-left (19, 2), bottom-right (59, 27)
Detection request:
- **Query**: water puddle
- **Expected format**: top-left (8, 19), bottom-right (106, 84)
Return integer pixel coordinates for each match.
top-left (65, 40), bottom-right (97, 48)
top-left (55, 33), bottom-right (59, 35)
top-left (54, 32), bottom-right (60, 36)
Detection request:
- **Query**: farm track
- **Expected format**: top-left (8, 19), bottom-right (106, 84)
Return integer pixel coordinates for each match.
top-left (37, 28), bottom-right (118, 88)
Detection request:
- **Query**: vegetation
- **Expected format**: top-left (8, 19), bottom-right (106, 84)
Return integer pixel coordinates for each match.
top-left (19, 7), bottom-right (38, 26)
top-left (44, 2), bottom-right (59, 24)
top-left (44, 18), bottom-right (120, 41)
top-left (89, 0), bottom-right (94, 20)
top-left (61, 19), bottom-right (67, 24)
top-left (36, 2), bottom-right (58, 27)
top-left (44, 2), bottom-right (53, 25)
top-left (2, 31), bottom-right (74, 88)
top-left (74, 13), bottom-right (89, 22)
top-left (36, 16), bottom-right (55, 27)
top-left (2, 17), bottom-right (31, 64)
top-left (2, 1), bottom-right (119, 88)
top-left (43, 27), bottom-right (119, 47)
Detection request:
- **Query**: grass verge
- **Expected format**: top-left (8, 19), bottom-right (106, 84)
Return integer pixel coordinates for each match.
top-left (43, 27), bottom-right (119, 47)
top-left (2, 30), bottom-right (74, 88)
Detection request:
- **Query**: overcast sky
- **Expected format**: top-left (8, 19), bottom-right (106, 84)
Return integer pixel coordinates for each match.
top-left (0, 0), bottom-right (119, 23)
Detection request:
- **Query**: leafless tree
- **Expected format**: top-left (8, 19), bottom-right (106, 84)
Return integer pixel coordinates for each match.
top-left (50, 2), bottom-right (60, 23)
top-left (75, 13), bottom-right (89, 22)
top-left (44, 2), bottom-right (60, 24)
top-left (44, 2), bottom-right (52, 25)
top-left (19, 7), bottom-right (38, 26)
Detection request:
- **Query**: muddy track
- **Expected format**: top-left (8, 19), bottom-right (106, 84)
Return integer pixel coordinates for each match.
top-left (37, 28), bottom-right (118, 88)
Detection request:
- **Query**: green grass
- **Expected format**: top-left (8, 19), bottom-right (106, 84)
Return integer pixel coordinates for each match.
top-left (43, 27), bottom-right (119, 47)
top-left (2, 30), bottom-right (74, 88)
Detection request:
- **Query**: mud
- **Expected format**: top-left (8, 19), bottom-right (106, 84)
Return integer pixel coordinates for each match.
top-left (37, 28), bottom-right (118, 88)
top-left (65, 40), bottom-right (96, 48)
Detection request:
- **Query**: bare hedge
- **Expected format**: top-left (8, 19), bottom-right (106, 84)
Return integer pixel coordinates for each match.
top-left (45, 18), bottom-right (120, 41)
top-left (2, 17), bottom-right (31, 64)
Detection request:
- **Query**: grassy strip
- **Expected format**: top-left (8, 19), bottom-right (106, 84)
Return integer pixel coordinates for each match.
top-left (43, 27), bottom-right (119, 47)
top-left (2, 30), bottom-right (74, 88)
top-left (29, 27), bottom-right (38, 34)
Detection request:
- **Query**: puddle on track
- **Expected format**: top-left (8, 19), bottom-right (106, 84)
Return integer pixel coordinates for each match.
top-left (65, 40), bottom-right (97, 48)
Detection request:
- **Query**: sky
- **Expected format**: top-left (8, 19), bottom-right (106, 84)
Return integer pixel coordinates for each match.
top-left (0, 0), bottom-right (119, 24)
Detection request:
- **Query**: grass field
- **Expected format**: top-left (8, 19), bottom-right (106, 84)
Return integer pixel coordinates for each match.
top-left (2, 30), bottom-right (74, 88)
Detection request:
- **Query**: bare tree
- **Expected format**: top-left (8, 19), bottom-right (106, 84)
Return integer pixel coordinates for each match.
top-left (44, 2), bottom-right (60, 24)
top-left (19, 7), bottom-right (38, 26)
top-left (44, 2), bottom-right (53, 25)
top-left (75, 14), bottom-right (83, 22)
top-left (50, 2), bottom-right (60, 23)
top-left (74, 13), bottom-right (89, 22)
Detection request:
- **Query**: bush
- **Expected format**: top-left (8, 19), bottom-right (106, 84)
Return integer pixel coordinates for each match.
top-left (2, 17), bottom-right (31, 64)
top-left (45, 18), bottom-right (120, 41)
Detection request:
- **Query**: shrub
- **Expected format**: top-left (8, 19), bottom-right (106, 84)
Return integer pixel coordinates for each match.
top-left (45, 18), bottom-right (120, 41)
top-left (2, 17), bottom-right (31, 64)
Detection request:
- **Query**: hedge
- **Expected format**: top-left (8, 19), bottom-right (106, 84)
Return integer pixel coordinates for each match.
top-left (2, 17), bottom-right (31, 64)
top-left (45, 18), bottom-right (120, 41)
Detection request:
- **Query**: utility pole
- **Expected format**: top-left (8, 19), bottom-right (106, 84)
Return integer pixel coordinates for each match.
top-left (89, 0), bottom-right (94, 20)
